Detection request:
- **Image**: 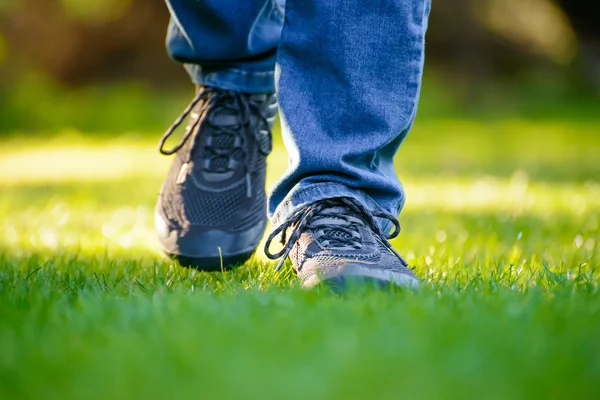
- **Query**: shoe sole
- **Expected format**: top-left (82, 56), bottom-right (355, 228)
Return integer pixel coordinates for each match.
top-left (304, 267), bottom-right (419, 291)
top-left (166, 249), bottom-right (256, 271)
top-left (155, 210), bottom-right (266, 272)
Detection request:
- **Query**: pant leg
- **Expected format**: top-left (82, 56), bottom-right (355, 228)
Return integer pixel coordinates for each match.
top-left (165, 0), bottom-right (284, 93)
top-left (269, 0), bottom-right (431, 229)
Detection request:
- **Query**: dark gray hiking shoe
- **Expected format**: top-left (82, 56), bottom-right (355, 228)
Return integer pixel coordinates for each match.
top-left (156, 85), bottom-right (277, 270)
top-left (265, 197), bottom-right (418, 290)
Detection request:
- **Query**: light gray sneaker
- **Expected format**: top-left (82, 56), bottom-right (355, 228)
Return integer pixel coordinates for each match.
top-left (265, 197), bottom-right (419, 290)
top-left (156, 85), bottom-right (277, 270)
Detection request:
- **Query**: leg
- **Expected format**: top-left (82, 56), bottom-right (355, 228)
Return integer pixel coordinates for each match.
top-left (265, 0), bottom-right (431, 289)
top-left (156, 0), bottom-right (283, 269)
top-left (165, 0), bottom-right (284, 93)
top-left (270, 0), bottom-right (431, 226)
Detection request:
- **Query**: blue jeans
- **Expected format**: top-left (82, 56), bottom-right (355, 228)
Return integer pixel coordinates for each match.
top-left (165, 0), bottom-right (431, 229)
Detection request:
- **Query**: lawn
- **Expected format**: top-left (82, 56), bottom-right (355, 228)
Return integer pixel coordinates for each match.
top-left (0, 110), bottom-right (599, 398)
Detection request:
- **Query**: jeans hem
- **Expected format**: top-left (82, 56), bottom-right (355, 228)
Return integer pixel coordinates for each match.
top-left (270, 182), bottom-right (403, 232)
top-left (185, 64), bottom-right (275, 93)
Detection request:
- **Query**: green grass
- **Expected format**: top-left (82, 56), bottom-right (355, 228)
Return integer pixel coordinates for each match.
top-left (0, 115), bottom-right (599, 399)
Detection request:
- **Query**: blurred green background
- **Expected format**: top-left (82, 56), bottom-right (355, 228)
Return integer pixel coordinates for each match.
top-left (0, 0), bottom-right (599, 134)
top-left (1, 4), bottom-right (599, 398)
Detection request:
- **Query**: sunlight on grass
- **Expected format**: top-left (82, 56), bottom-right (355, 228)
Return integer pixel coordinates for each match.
top-left (3, 120), bottom-right (599, 184)
top-left (405, 174), bottom-right (599, 216)
top-left (0, 120), bottom-right (597, 282)
top-left (0, 143), bottom-right (168, 184)
top-left (1, 118), bottom-right (599, 399)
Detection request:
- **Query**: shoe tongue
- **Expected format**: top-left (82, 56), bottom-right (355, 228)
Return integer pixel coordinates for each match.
top-left (320, 205), bottom-right (360, 218)
top-left (211, 108), bottom-right (240, 127)
top-left (311, 203), bottom-right (368, 230)
top-left (321, 205), bottom-right (348, 214)
top-left (323, 228), bottom-right (353, 240)
top-left (313, 206), bottom-right (360, 226)
top-left (211, 134), bottom-right (234, 149)
top-left (314, 215), bottom-right (349, 226)
top-left (314, 211), bottom-right (360, 248)
top-left (211, 157), bottom-right (229, 170)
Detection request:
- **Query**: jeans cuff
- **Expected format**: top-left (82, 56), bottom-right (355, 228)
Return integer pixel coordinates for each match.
top-left (184, 64), bottom-right (275, 93)
top-left (270, 182), bottom-right (401, 232)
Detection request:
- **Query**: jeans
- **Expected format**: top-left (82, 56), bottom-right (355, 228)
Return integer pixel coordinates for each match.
top-left (165, 0), bottom-right (431, 229)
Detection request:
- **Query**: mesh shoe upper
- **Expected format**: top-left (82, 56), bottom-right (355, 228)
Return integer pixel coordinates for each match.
top-left (265, 197), bottom-right (418, 288)
top-left (157, 86), bottom-right (276, 235)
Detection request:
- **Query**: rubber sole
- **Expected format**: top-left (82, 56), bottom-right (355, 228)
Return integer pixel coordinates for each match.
top-left (304, 267), bottom-right (420, 292)
top-left (155, 208), bottom-right (266, 272)
top-left (166, 248), bottom-right (256, 271)
top-left (320, 276), bottom-right (402, 293)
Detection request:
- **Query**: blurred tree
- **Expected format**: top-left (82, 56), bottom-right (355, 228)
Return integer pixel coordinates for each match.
top-left (0, 0), bottom-right (598, 92)
top-left (0, 0), bottom-right (183, 86)
top-left (555, 0), bottom-right (600, 90)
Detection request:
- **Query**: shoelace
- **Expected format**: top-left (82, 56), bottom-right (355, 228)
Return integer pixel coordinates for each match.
top-left (264, 197), bottom-right (407, 271)
top-left (158, 88), bottom-right (272, 171)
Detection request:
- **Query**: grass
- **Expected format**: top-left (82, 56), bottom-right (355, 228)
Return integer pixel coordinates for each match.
top-left (0, 103), bottom-right (599, 398)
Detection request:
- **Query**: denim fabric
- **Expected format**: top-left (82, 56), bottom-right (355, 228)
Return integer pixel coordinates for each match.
top-left (165, 0), bottom-right (431, 229)
top-left (165, 0), bottom-right (284, 93)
